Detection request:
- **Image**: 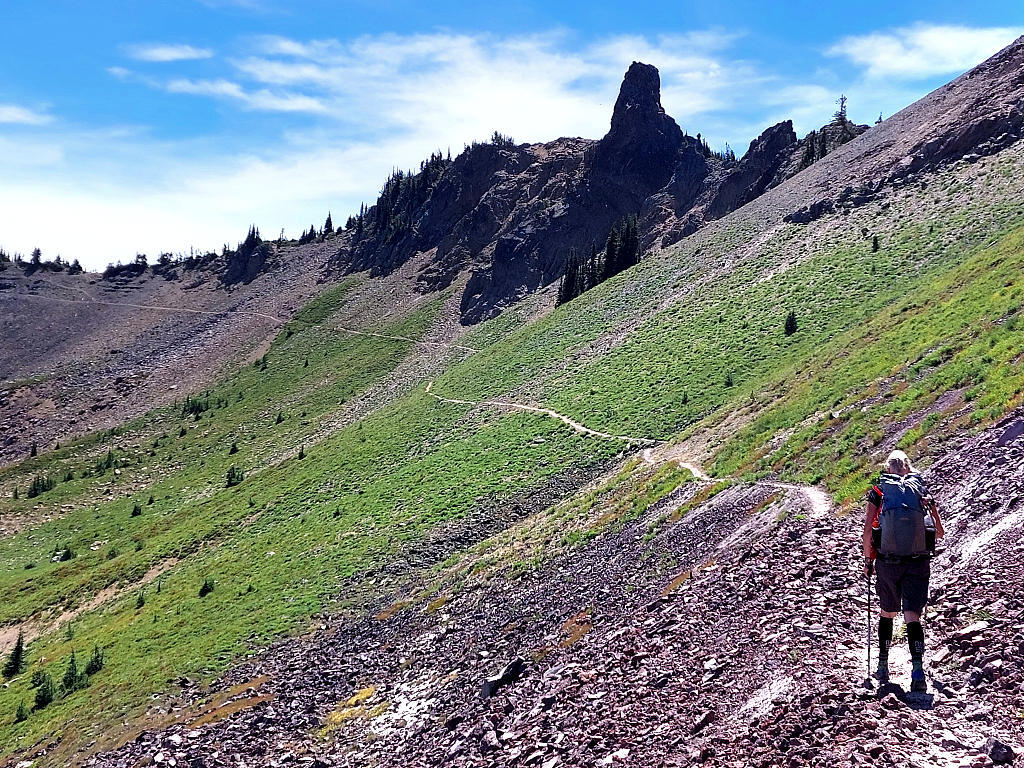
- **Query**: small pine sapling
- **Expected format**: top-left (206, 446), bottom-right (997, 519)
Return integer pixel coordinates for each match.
top-left (226, 466), bottom-right (244, 487)
top-left (784, 310), bottom-right (798, 336)
top-left (84, 645), bottom-right (104, 675)
top-left (34, 673), bottom-right (56, 709)
top-left (2, 630), bottom-right (26, 678)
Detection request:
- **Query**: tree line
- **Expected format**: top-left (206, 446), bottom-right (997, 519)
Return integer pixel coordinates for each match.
top-left (557, 216), bottom-right (641, 305)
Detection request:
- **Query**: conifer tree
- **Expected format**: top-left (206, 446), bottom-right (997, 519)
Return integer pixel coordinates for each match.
top-left (834, 94), bottom-right (848, 124)
top-left (784, 311), bottom-right (798, 336)
top-left (2, 630), bottom-right (26, 678)
top-left (226, 465), bottom-right (244, 487)
top-left (324, 212), bottom-right (333, 235)
top-left (61, 650), bottom-right (80, 692)
top-left (84, 644), bottom-right (104, 675)
top-left (34, 672), bottom-right (55, 709)
top-left (602, 229), bottom-right (621, 281)
top-left (557, 250), bottom-right (581, 305)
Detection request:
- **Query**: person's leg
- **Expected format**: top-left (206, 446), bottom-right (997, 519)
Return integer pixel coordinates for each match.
top-left (874, 561), bottom-right (901, 681)
top-left (902, 560), bottom-right (930, 692)
top-left (877, 614), bottom-right (895, 681)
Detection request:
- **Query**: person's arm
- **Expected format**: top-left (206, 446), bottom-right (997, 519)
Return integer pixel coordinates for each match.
top-left (863, 501), bottom-right (879, 560)
top-left (929, 499), bottom-right (945, 538)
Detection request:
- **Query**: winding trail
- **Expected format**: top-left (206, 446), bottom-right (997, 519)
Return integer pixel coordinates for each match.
top-left (642, 447), bottom-right (832, 513)
top-left (335, 327), bottom-right (478, 354)
top-left (14, 291), bottom-right (286, 324)
top-left (14, 292), bottom-right (479, 354)
top-left (18, 289), bottom-right (831, 511)
top-left (426, 380), bottom-right (659, 446)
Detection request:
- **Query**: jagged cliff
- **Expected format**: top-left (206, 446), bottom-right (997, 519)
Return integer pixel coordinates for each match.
top-left (332, 62), bottom-right (868, 324)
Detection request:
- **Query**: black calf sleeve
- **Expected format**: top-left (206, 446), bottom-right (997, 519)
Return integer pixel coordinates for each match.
top-left (878, 617), bottom-right (893, 659)
top-left (906, 621), bottom-right (925, 663)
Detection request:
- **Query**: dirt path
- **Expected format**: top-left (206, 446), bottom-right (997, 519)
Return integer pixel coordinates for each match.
top-left (426, 380), bottom-right (660, 445)
top-left (17, 291), bottom-right (480, 357)
top-left (15, 291), bottom-right (657, 449)
top-left (334, 327), bottom-right (477, 354)
top-left (0, 558), bottom-right (177, 654)
top-left (14, 292), bottom-right (286, 324)
top-left (643, 446), bottom-right (832, 512)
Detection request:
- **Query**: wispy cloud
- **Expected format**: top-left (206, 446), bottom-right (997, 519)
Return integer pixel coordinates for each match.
top-left (221, 30), bottom-right (759, 141)
top-left (166, 77), bottom-right (327, 113)
top-left (827, 23), bottom-right (1023, 79)
top-left (0, 103), bottom-right (52, 125)
top-left (196, 0), bottom-right (271, 10)
top-left (125, 43), bottom-right (214, 62)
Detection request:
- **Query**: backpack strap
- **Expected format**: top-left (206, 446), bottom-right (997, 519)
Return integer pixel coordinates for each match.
top-left (866, 484), bottom-right (883, 507)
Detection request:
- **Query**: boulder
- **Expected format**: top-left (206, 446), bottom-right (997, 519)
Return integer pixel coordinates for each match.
top-left (985, 737), bottom-right (1016, 764)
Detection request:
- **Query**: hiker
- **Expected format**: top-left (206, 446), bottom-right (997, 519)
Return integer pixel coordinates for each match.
top-left (862, 449), bottom-right (945, 692)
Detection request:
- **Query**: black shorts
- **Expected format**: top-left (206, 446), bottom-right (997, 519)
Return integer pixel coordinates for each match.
top-left (875, 558), bottom-right (930, 614)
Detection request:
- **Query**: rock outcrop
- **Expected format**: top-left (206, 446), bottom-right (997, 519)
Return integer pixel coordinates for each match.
top-left (332, 62), bottom-right (878, 324)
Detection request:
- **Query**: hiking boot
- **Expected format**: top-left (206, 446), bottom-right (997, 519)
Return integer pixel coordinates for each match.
top-left (910, 667), bottom-right (927, 693)
top-left (874, 660), bottom-right (889, 684)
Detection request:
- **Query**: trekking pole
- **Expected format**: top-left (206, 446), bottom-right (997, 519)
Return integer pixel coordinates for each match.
top-left (865, 561), bottom-right (873, 689)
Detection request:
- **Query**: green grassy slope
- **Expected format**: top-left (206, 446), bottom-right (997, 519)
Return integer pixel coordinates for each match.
top-left (436, 150), bottom-right (1024, 462)
top-left (1, 147), bottom-right (1023, 760)
top-left (0, 284), bottom-right (621, 759)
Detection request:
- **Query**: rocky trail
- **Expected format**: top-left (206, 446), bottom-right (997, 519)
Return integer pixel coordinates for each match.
top-left (10, 291), bottom-right (480, 355)
top-left (82, 410), bottom-right (1024, 768)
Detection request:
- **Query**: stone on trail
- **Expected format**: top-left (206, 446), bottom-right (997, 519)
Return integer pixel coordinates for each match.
top-left (480, 656), bottom-right (527, 700)
top-left (599, 748), bottom-right (631, 764)
top-left (985, 737), bottom-right (1016, 764)
top-left (996, 419), bottom-right (1024, 446)
top-left (953, 621), bottom-right (991, 642)
top-left (691, 709), bottom-right (717, 734)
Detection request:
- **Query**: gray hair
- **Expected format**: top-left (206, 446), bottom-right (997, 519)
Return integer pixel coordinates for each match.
top-left (884, 449), bottom-right (915, 475)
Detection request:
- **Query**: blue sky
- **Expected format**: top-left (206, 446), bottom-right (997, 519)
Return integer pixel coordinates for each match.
top-left (1, 1), bottom-right (1022, 269)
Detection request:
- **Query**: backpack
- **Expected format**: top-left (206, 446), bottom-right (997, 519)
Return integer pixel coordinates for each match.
top-left (874, 472), bottom-right (934, 557)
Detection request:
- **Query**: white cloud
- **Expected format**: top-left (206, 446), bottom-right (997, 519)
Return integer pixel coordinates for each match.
top-left (0, 103), bottom-right (52, 125)
top-left (126, 43), bottom-right (214, 62)
top-left (3, 26), bottom-right (991, 271)
top-left (166, 77), bottom-right (327, 113)
top-left (223, 30), bottom-right (756, 143)
top-left (827, 23), bottom-right (1023, 79)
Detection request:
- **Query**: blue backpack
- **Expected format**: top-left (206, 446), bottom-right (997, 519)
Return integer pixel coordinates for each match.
top-left (876, 472), bottom-right (933, 557)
